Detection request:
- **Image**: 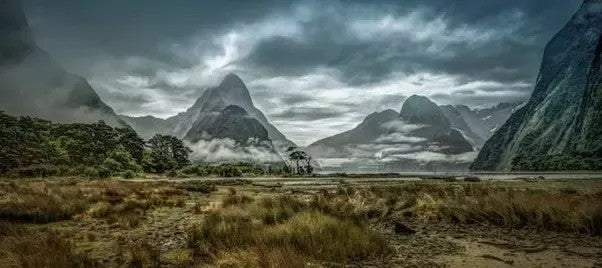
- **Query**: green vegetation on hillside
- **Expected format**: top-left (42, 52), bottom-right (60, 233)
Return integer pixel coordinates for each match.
top-left (0, 112), bottom-right (191, 178)
top-left (0, 112), bottom-right (304, 178)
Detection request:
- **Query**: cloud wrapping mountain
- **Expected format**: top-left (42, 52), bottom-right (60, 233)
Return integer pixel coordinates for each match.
top-left (0, 0), bottom-right (126, 127)
top-left (306, 95), bottom-right (475, 172)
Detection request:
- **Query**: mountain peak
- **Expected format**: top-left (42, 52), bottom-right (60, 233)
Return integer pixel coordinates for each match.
top-left (400, 95), bottom-right (450, 128)
top-left (219, 73), bottom-right (246, 89)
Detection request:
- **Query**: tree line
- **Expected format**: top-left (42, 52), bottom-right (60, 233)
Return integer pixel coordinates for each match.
top-left (0, 112), bottom-right (191, 178)
top-left (0, 112), bottom-right (315, 178)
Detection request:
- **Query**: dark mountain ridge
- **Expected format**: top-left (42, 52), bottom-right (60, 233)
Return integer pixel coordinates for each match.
top-left (471, 0), bottom-right (602, 171)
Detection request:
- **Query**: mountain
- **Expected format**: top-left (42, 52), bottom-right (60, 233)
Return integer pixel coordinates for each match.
top-left (471, 0), bottom-right (602, 171)
top-left (123, 73), bottom-right (294, 164)
top-left (120, 115), bottom-right (175, 139)
top-left (0, 0), bottom-right (127, 127)
top-left (125, 74), bottom-right (294, 145)
top-left (400, 95), bottom-right (450, 128)
top-left (440, 105), bottom-right (485, 147)
top-left (306, 95), bottom-right (475, 172)
top-left (170, 74), bottom-right (293, 147)
top-left (440, 102), bottom-right (521, 148)
top-left (185, 105), bottom-right (270, 144)
top-left (184, 104), bottom-right (283, 164)
top-left (306, 109), bottom-right (400, 158)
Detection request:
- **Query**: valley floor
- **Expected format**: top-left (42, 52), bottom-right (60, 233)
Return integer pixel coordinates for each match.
top-left (1, 175), bottom-right (601, 267)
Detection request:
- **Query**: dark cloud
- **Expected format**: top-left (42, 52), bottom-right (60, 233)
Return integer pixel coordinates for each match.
top-left (271, 107), bottom-right (345, 121)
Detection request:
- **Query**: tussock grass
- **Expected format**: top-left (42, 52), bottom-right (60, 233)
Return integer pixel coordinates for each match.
top-left (222, 190), bottom-right (254, 207)
top-left (118, 240), bottom-right (161, 268)
top-left (0, 179), bottom-right (194, 224)
top-left (0, 222), bottom-right (96, 268)
top-left (0, 185), bottom-right (88, 223)
top-left (187, 193), bottom-right (390, 265)
top-left (313, 183), bottom-right (602, 235)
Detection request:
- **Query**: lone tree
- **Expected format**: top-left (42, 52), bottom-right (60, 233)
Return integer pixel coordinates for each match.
top-left (286, 146), bottom-right (313, 175)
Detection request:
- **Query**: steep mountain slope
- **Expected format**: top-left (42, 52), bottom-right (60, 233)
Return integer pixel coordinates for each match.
top-left (440, 105), bottom-right (485, 147)
top-left (475, 102), bottom-right (523, 133)
top-left (183, 105), bottom-right (283, 164)
top-left (440, 103), bottom-right (521, 148)
top-left (306, 95), bottom-right (474, 172)
top-left (471, 0), bottom-right (602, 171)
top-left (0, 0), bottom-right (127, 127)
top-left (398, 96), bottom-right (473, 155)
top-left (185, 105), bottom-right (270, 144)
top-left (305, 109), bottom-right (400, 158)
top-left (455, 105), bottom-right (493, 141)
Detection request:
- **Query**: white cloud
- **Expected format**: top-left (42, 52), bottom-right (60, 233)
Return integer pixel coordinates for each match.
top-left (186, 138), bottom-right (282, 164)
top-left (375, 133), bottom-right (427, 144)
top-left (381, 120), bottom-right (426, 133)
top-left (392, 151), bottom-right (478, 164)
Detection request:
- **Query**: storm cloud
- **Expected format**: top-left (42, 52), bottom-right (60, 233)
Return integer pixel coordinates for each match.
top-left (23, 0), bottom-right (582, 145)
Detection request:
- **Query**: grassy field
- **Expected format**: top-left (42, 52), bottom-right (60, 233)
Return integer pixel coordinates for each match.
top-left (0, 176), bottom-right (601, 267)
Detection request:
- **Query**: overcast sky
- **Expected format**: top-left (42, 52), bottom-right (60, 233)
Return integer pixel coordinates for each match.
top-left (23, 0), bottom-right (582, 145)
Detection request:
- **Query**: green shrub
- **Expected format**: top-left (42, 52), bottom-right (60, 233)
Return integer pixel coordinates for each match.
top-left (122, 170), bottom-right (136, 179)
top-left (166, 169), bottom-right (179, 178)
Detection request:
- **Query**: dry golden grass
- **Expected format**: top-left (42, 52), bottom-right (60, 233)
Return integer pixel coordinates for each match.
top-left (187, 193), bottom-right (390, 266)
top-left (117, 239), bottom-right (161, 268)
top-left (0, 222), bottom-right (96, 268)
top-left (0, 179), bottom-right (193, 226)
top-left (311, 183), bottom-right (602, 235)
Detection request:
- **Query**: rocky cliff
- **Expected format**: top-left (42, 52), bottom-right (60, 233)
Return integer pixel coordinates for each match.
top-left (471, 0), bottom-right (602, 171)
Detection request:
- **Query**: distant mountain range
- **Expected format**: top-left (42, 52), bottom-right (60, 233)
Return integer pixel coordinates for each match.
top-left (471, 0), bottom-right (602, 171)
top-left (441, 102), bottom-right (523, 149)
top-left (0, 0), bottom-right (126, 127)
top-left (305, 95), bottom-right (518, 172)
top-left (122, 73), bottom-right (292, 164)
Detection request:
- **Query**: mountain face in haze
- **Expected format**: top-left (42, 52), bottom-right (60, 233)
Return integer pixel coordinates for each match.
top-left (0, 0), bottom-right (127, 127)
top-left (306, 95), bottom-right (475, 172)
top-left (440, 105), bottom-right (485, 147)
top-left (307, 109), bottom-right (400, 153)
top-left (440, 102), bottom-right (522, 148)
top-left (120, 115), bottom-right (175, 139)
top-left (472, 0), bottom-right (602, 171)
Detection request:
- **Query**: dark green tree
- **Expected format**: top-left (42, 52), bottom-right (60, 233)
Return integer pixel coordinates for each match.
top-left (143, 134), bottom-right (192, 173)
